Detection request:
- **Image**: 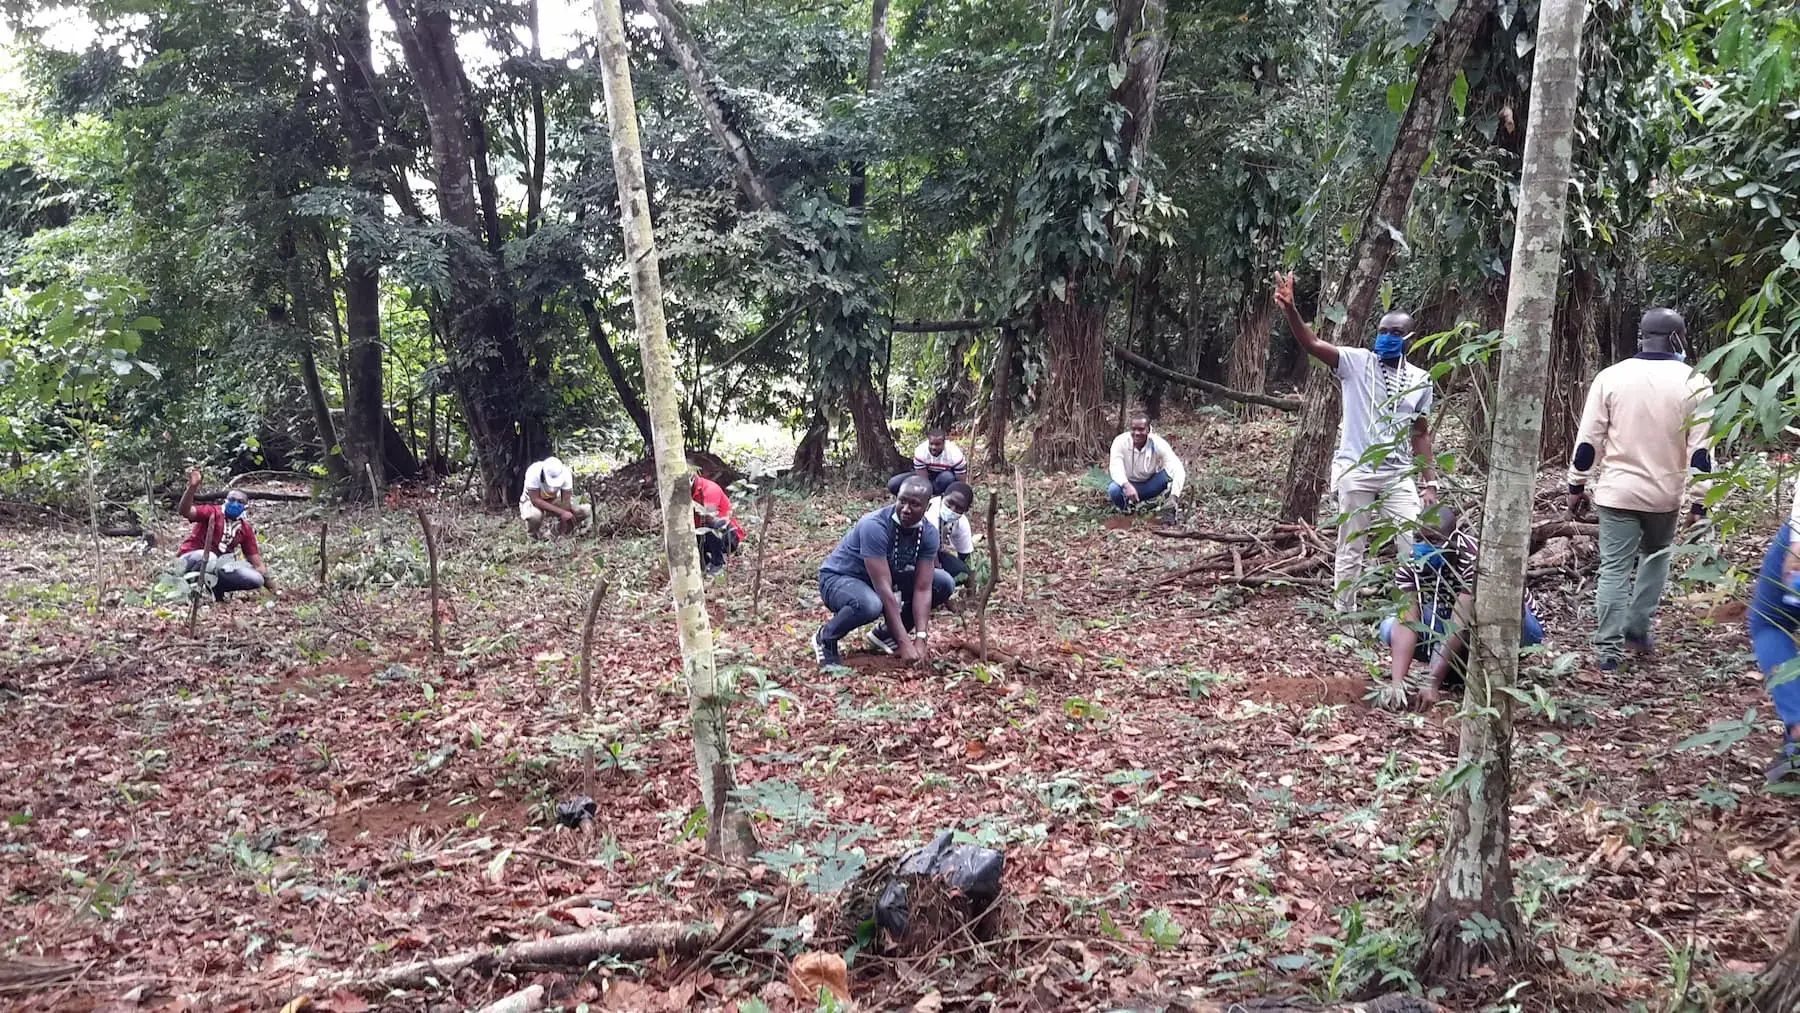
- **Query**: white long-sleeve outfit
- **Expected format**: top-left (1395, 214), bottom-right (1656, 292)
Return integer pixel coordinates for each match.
top-left (1108, 432), bottom-right (1186, 498)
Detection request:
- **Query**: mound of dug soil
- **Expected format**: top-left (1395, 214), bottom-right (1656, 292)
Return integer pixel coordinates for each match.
top-left (590, 451), bottom-right (745, 502)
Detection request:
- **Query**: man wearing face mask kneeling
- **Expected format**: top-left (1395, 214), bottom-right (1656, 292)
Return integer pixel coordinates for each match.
top-left (812, 475), bottom-right (952, 669)
top-left (175, 467), bottom-right (270, 601)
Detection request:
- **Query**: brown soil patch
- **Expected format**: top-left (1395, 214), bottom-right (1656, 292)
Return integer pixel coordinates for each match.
top-left (1102, 516), bottom-right (1134, 531)
top-left (1237, 675), bottom-right (1368, 707)
top-left (323, 797), bottom-right (530, 843)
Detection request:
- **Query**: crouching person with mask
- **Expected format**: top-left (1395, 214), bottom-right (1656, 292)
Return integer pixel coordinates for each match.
top-left (926, 482), bottom-right (976, 585)
top-left (175, 467), bottom-right (269, 601)
top-left (811, 475), bottom-right (953, 669)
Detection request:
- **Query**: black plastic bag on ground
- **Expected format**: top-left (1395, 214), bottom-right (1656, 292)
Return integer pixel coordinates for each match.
top-left (874, 830), bottom-right (1005, 945)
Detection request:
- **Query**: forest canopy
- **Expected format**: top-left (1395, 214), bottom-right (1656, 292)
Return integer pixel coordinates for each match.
top-left (0, 0), bottom-right (1795, 507)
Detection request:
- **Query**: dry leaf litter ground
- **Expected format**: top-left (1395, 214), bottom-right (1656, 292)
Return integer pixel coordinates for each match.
top-left (2, 411), bottom-right (1796, 1012)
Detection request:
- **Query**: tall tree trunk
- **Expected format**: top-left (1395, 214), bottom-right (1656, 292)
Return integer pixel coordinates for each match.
top-left (926, 330), bottom-right (975, 434)
top-left (581, 299), bottom-right (656, 450)
top-left (638, 0), bottom-right (902, 474)
top-left (1026, 0), bottom-right (1168, 469)
top-left (1543, 260), bottom-right (1599, 460)
top-left (304, 0), bottom-right (385, 500)
top-left (1276, 0), bottom-right (1497, 522)
top-left (1735, 911), bottom-right (1800, 1012)
top-left (985, 325), bottom-right (1019, 471)
top-left (1225, 280), bottom-right (1274, 407)
top-left (386, 0), bottom-right (544, 505)
top-left (282, 230), bottom-right (349, 483)
top-left (593, 0), bottom-right (755, 858)
top-left (1417, 0), bottom-right (1586, 984)
top-left (847, 0), bottom-right (889, 212)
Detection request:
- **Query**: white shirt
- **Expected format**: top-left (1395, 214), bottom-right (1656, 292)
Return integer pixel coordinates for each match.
top-left (1108, 432), bottom-right (1185, 498)
top-left (912, 440), bottom-right (968, 476)
top-left (519, 458), bottom-right (573, 505)
top-left (1332, 347), bottom-right (1433, 487)
top-left (925, 497), bottom-right (975, 555)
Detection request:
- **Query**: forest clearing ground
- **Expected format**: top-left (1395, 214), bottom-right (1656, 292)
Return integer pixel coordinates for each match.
top-left (2, 412), bottom-right (1797, 1011)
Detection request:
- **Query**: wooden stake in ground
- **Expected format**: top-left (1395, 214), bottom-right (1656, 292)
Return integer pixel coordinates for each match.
top-left (317, 522), bottom-right (329, 590)
top-left (577, 577), bottom-right (610, 802)
top-left (749, 493), bottom-right (775, 616)
top-left (1417, 0), bottom-right (1587, 984)
top-left (186, 511), bottom-right (218, 639)
top-left (415, 508), bottom-right (442, 662)
top-left (366, 462), bottom-right (382, 546)
top-left (1013, 468), bottom-right (1026, 606)
top-left (975, 492), bottom-right (1001, 662)
top-left (592, 0), bottom-right (757, 859)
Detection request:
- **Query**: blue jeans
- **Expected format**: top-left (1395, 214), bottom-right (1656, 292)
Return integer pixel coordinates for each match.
top-left (1748, 523), bottom-right (1800, 728)
top-left (888, 471), bottom-right (960, 496)
top-left (1107, 470), bottom-right (1171, 511)
top-left (819, 568), bottom-right (955, 642)
top-left (1379, 603), bottom-right (1543, 663)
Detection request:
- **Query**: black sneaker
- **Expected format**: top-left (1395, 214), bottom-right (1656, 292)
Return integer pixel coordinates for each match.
top-left (1625, 630), bottom-right (1655, 654)
top-left (1768, 736), bottom-right (1800, 786)
top-left (703, 562), bottom-right (725, 579)
top-left (866, 625), bottom-right (899, 655)
top-left (812, 628), bottom-right (843, 669)
top-left (1158, 499), bottom-right (1179, 527)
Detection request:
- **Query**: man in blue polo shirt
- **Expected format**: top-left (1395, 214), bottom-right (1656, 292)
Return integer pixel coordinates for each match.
top-left (813, 475), bottom-right (954, 669)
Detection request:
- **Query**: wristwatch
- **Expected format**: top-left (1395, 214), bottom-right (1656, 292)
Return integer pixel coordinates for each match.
top-left (912, 631), bottom-right (929, 641)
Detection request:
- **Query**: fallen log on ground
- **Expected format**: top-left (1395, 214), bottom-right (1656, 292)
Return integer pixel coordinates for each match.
top-left (303, 921), bottom-right (715, 995)
top-left (473, 984), bottom-right (545, 1013)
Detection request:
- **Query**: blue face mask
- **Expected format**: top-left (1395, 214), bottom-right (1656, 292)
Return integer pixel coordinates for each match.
top-left (1373, 332), bottom-right (1406, 360)
top-left (224, 501), bottom-right (246, 520)
top-left (1412, 541), bottom-right (1446, 570)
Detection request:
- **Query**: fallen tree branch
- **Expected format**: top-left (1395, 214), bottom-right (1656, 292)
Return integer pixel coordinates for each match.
top-left (473, 985), bottom-right (545, 1013)
top-left (1108, 343), bottom-right (1303, 411)
top-left (1529, 519), bottom-right (1597, 551)
top-left (316, 921), bottom-right (716, 995)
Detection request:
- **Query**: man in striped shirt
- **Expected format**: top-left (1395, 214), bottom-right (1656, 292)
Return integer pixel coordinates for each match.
top-left (1378, 506), bottom-right (1543, 708)
top-left (888, 430), bottom-right (968, 496)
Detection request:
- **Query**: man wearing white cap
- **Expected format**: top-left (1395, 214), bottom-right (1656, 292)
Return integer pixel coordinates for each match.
top-left (520, 456), bottom-right (591, 538)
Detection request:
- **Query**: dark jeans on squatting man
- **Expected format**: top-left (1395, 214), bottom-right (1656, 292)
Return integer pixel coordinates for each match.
top-left (887, 471), bottom-right (960, 496)
top-left (1107, 470), bottom-right (1170, 511)
top-left (698, 528), bottom-right (740, 568)
top-left (179, 550), bottom-right (265, 594)
top-left (1749, 522), bottom-right (1800, 730)
top-left (819, 568), bottom-right (955, 642)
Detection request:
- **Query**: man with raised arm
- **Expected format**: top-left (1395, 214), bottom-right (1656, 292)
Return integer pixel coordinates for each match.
top-left (1106, 415), bottom-right (1186, 525)
top-left (813, 475), bottom-right (953, 669)
top-left (888, 429), bottom-right (968, 496)
top-left (175, 467), bottom-right (269, 601)
top-left (1566, 308), bottom-right (1715, 673)
top-left (1275, 271), bottom-right (1439, 613)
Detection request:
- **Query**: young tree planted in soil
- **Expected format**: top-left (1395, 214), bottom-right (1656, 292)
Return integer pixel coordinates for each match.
top-left (591, 0), bottom-right (757, 858)
top-left (1417, 0), bottom-right (1588, 983)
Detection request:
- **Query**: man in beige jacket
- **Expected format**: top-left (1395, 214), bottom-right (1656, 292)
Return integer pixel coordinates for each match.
top-left (1567, 308), bottom-right (1715, 672)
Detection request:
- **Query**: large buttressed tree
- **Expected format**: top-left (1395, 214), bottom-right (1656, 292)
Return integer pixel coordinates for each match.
top-left (384, 0), bottom-right (547, 505)
top-left (1012, 0), bottom-right (1173, 470)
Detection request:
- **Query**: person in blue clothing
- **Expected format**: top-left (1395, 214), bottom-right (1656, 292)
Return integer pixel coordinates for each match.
top-left (1378, 505), bottom-right (1544, 709)
top-left (813, 475), bottom-right (954, 669)
top-left (1748, 483), bottom-right (1800, 784)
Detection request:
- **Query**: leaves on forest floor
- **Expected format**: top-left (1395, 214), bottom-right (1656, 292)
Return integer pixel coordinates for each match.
top-left (0, 413), bottom-right (1794, 1011)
